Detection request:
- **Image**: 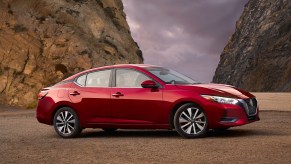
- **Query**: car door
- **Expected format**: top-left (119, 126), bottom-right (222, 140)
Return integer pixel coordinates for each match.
top-left (111, 68), bottom-right (163, 124)
top-left (69, 69), bottom-right (112, 123)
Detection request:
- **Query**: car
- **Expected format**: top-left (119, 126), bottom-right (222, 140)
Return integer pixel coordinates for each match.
top-left (36, 64), bottom-right (259, 138)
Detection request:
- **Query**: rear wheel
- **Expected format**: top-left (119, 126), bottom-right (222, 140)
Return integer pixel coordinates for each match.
top-left (174, 103), bottom-right (208, 138)
top-left (53, 107), bottom-right (82, 138)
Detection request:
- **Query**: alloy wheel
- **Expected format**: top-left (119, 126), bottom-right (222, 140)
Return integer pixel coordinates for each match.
top-left (56, 111), bottom-right (76, 135)
top-left (53, 107), bottom-right (82, 138)
top-left (174, 103), bottom-right (208, 138)
top-left (178, 107), bottom-right (206, 135)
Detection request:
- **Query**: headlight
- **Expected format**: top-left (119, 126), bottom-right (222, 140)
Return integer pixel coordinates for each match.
top-left (201, 95), bottom-right (238, 105)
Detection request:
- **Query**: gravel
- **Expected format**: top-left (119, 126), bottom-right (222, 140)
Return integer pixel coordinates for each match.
top-left (0, 109), bottom-right (290, 163)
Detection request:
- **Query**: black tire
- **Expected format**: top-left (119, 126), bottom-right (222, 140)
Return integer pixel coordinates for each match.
top-left (174, 103), bottom-right (208, 138)
top-left (102, 128), bottom-right (118, 133)
top-left (53, 107), bottom-right (82, 138)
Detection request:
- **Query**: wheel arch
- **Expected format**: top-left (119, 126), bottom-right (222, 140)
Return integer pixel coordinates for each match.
top-left (169, 100), bottom-right (204, 129)
top-left (50, 104), bottom-right (77, 125)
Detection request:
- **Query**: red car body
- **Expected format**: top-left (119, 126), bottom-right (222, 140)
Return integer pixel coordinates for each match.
top-left (36, 64), bottom-right (259, 138)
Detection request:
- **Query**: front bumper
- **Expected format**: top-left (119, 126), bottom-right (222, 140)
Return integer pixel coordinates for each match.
top-left (218, 106), bottom-right (260, 127)
top-left (218, 98), bottom-right (260, 127)
top-left (205, 98), bottom-right (260, 128)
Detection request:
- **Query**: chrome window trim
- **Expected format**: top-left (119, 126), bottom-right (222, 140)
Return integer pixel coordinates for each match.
top-left (72, 67), bottom-right (163, 89)
top-left (73, 69), bottom-right (112, 88)
top-left (72, 81), bottom-right (111, 88)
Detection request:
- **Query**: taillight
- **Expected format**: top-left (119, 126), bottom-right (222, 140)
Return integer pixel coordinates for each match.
top-left (38, 90), bottom-right (49, 100)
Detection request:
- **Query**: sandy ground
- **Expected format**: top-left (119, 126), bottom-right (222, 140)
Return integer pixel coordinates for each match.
top-left (252, 92), bottom-right (291, 111)
top-left (0, 93), bottom-right (290, 163)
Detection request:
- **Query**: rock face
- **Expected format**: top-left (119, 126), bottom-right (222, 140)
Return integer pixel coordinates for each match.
top-left (0, 0), bottom-right (143, 108)
top-left (213, 0), bottom-right (291, 92)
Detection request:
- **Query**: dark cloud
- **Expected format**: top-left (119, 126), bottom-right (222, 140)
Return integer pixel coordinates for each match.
top-left (123, 0), bottom-right (248, 82)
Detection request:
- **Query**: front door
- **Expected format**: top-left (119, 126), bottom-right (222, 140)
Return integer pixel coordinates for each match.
top-left (111, 68), bottom-right (163, 124)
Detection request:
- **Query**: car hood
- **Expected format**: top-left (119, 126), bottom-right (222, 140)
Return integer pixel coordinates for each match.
top-left (176, 83), bottom-right (254, 99)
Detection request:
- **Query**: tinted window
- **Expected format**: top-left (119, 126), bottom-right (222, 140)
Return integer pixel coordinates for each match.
top-left (116, 69), bottom-right (150, 88)
top-left (86, 70), bottom-right (111, 87)
top-left (76, 74), bottom-right (87, 86)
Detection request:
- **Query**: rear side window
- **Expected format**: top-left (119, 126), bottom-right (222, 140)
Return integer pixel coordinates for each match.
top-left (86, 70), bottom-right (111, 87)
top-left (76, 74), bottom-right (87, 86)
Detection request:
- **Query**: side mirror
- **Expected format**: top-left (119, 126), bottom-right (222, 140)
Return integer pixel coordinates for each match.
top-left (141, 80), bottom-right (158, 88)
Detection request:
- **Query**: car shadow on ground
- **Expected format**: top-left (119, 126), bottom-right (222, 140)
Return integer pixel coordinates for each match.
top-left (80, 130), bottom-right (180, 138)
top-left (77, 128), bottom-right (281, 139)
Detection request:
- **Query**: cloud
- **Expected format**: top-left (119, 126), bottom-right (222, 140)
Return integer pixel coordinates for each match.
top-left (123, 0), bottom-right (248, 82)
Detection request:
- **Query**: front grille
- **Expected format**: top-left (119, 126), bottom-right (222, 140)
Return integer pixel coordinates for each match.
top-left (244, 98), bottom-right (257, 116)
top-left (237, 98), bottom-right (258, 116)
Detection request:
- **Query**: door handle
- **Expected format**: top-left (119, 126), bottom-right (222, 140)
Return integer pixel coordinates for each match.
top-left (112, 92), bottom-right (124, 97)
top-left (70, 91), bottom-right (80, 96)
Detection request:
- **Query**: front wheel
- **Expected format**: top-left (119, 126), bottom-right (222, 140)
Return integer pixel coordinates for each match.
top-left (53, 107), bottom-right (82, 138)
top-left (174, 103), bottom-right (208, 138)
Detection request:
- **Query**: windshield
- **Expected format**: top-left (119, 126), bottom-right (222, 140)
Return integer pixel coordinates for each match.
top-left (146, 67), bottom-right (199, 84)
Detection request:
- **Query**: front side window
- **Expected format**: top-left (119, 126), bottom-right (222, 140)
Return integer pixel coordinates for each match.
top-left (116, 69), bottom-right (150, 88)
top-left (86, 69), bottom-right (111, 87)
top-left (146, 67), bottom-right (198, 84)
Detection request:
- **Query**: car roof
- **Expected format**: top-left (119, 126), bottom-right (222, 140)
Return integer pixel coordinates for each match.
top-left (62, 64), bottom-right (162, 81)
top-left (114, 64), bottom-right (161, 68)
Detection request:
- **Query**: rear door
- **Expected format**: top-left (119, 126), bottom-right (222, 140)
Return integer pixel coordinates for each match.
top-left (69, 69), bottom-right (112, 123)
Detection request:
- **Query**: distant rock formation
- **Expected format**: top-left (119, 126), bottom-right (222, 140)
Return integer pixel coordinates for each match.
top-left (213, 0), bottom-right (291, 92)
top-left (0, 0), bottom-right (143, 108)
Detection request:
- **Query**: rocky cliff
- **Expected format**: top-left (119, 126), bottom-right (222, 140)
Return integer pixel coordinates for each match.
top-left (0, 0), bottom-right (143, 108)
top-left (213, 0), bottom-right (291, 92)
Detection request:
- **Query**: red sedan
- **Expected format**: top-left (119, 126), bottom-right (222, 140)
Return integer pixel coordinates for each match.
top-left (36, 64), bottom-right (259, 138)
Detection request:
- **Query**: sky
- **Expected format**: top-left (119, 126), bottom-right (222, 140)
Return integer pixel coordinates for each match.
top-left (123, 0), bottom-right (248, 83)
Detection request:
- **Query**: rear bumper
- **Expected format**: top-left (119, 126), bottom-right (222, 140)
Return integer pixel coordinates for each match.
top-left (36, 98), bottom-right (55, 125)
